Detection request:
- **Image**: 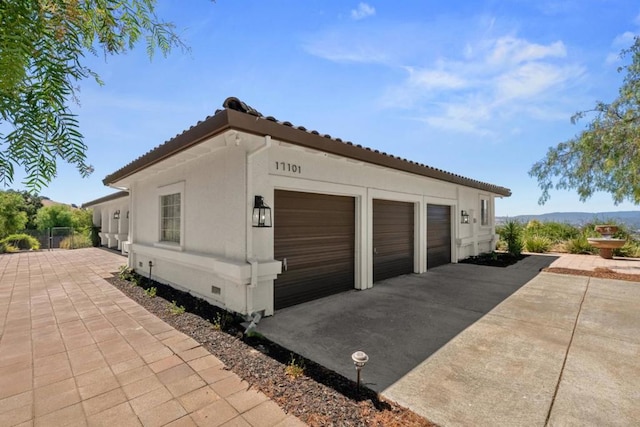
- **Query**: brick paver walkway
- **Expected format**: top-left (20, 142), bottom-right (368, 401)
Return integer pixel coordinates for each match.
top-left (0, 248), bottom-right (304, 427)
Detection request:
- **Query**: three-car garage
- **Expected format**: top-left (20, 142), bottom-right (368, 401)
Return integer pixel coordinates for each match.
top-left (273, 190), bottom-right (456, 310)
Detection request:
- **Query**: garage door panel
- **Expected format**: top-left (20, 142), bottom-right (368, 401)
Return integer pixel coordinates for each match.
top-left (427, 204), bottom-right (451, 269)
top-left (373, 199), bottom-right (414, 282)
top-left (274, 190), bottom-right (355, 310)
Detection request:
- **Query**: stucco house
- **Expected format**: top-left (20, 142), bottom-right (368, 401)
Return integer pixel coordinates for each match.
top-left (81, 190), bottom-right (130, 253)
top-left (91, 97), bottom-right (510, 317)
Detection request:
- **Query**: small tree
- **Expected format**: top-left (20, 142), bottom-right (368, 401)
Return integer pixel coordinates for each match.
top-left (0, 191), bottom-right (28, 237)
top-left (71, 208), bottom-right (93, 234)
top-left (35, 204), bottom-right (74, 230)
top-left (530, 36), bottom-right (640, 205)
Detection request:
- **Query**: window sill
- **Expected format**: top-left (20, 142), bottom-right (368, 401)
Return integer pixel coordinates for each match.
top-left (153, 242), bottom-right (184, 251)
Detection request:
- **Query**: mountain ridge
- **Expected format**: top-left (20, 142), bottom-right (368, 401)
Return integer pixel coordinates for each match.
top-left (496, 210), bottom-right (640, 229)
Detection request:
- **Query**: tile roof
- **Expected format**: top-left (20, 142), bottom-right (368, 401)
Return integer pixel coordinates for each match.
top-left (81, 190), bottom-right (129, 208)
top-left (103, 97), bottom-right (511, 197)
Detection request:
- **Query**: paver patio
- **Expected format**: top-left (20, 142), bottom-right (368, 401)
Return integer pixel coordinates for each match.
top-left (0, 248), bottom-right (304, 427)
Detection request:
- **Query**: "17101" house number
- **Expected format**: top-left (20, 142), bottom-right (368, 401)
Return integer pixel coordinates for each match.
top-left (274, 161), bottom-right (302, 174)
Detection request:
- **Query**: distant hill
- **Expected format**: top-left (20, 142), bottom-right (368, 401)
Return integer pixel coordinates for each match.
top-left (497, 211), bottom-right (640, 230)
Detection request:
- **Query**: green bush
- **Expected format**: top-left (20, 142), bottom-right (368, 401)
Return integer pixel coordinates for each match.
top-left (497, 220), bottom-right (522, 256)
top-left (564, 235), bottom-right (596, 254)
top-left (90, 225), bottom-right (101, 247)
top-left (524, 235), bottom-right (552, 253)
top-left (524, 221), bottom-right (580, 243)
top-left (59, 233), bottom-right (92, 249)
top-left (615, 241), bottom-right (640, 258)
top-left (0, 233), bottom-right (40, 250)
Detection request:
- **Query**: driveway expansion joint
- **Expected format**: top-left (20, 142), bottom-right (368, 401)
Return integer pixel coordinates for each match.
top-left (544, 277), bottom-right (591, 426)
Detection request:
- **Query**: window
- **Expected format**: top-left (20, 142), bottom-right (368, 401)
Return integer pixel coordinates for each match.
top-left (480, 198), bottom-right (489, 226)
top-left (160, 193), bottom-right (181, 243)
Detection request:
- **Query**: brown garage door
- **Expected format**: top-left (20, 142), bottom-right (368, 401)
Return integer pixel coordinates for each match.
top-left (427, 204), bottom-right (451, 268)
top-left (274, 190), bottom-right (355, 310)
top-left (373, 199), bottom-right (414, 282)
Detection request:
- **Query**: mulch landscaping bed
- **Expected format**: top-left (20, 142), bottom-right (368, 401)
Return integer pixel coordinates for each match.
top-left (458, 252), bottom-right (528, 267)
top-left (542, 267), bottom-right (640, 282)
top-left (106, 274), bottom-right (435, 427)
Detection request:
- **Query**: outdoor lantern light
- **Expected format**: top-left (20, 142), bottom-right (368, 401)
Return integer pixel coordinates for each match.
top-left (351, 350), bottom-right (369, 391)
top-left (252, 196), bottom-right (272, 228)
top-left (113, 210), bottom-right (121, 220)
top-left (126, 210), bottom-right (130, 219)
top-left (461, 210), bottom-right (470, 224)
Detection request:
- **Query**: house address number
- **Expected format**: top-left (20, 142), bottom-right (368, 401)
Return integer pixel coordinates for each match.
top-left (274, 161), bottom-right (302, 174)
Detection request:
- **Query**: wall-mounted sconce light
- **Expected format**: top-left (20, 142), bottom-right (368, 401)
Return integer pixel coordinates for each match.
top-left (461, 210), bottom-right (470, 224)
top-left (126, 210), bottom-right (130, 219)
top-left (252, 196), bottom-right (272, 227)
top-left (113, 210), bottom-right (120, 220)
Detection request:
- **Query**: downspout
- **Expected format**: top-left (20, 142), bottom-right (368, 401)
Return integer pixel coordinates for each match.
top-left (245, 135), bottom-right (271, 320)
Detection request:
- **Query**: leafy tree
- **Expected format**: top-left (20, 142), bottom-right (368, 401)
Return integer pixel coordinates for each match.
top-left (7, 189), bottom-right (43, 229)
top-left (530, 36), bottom-right (640, 205)
top-left (71, 208), bottom-right (93, 232)
top-left (35, 204), bottom-right (73, 230)
top-left (0, 0), bottom-right (188, 191)
top-left (0, 191), bottom-right (28, 237)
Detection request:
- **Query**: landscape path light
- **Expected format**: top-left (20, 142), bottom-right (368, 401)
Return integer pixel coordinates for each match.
top-left (351, 350), bottom-right (369, 391)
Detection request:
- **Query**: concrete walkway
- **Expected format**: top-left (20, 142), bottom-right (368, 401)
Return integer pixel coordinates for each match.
top-left (384, 268), bottom-right (640, 426)
top-left (549, 252), bottom-right (640, 275)
top-left (257, 254), bottom-right (640, 426)
top-left (0, 249), bottom-right (304, 427)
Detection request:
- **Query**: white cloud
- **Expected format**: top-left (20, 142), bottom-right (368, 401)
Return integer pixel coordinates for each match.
top-left (406, 67), bottom-right (467, 90)
top-left (495, 62), bottom-right (576, 101)
top-left (486, 36), bottom-right (566, 66)
top-left (303, 38), bottom-right (387, 63)
top-left (381, 36), bottom-right (583, 135)
top-left (612, 31), bottom-right (637, 48)
top-left (351, 3), bottom-right (376, 20)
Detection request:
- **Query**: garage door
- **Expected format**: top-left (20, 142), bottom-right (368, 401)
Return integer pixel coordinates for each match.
top-left (373, 199), bottom-right (414, 282)
top-left (427, 204), bottom-right (451, 269)
top-left (274, 190), bottom-right (355, 310)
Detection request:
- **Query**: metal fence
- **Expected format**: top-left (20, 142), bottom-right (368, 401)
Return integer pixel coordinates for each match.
top-left (21, 227), bottom-right (74, 250)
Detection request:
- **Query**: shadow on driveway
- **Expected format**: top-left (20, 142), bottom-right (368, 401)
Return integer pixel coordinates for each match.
top-left (256, 255), bottom-right (558, 392)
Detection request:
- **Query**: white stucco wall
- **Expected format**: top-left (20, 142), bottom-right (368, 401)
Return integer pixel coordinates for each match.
top-left (88, 196), bottom-right (130, 252)
top-left (122, 129), bottom-right (501, 317)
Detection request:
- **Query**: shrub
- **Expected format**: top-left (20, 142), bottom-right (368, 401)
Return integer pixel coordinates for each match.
top-left (90, 225), bottom-right (101, 247)
top-left (564, 235), bottom-right (596, 254)
top-left (524, 235), bottom-right (552, 253)
top-left (144, 287), bottom-right (157, 298)
top-left (615, 241), bottom-right (640, 258)
top-left (169, 300), bottom-right (185, 315)
top-left (59, 233), bottom-right (92, 249)
top-left (285, 355), bottom-right (305, 380)
top-left (0, 233), bottom-right (40, 250)
top-left (498, 220), bottom-right (522, 256)
top-left (524, 221), bottom-right (580, 243)
top-left (118, 265), bottom-right (140, 284)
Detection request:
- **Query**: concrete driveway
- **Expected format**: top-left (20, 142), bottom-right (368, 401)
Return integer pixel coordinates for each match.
top-left (257, 255), bottom-right (640, 426)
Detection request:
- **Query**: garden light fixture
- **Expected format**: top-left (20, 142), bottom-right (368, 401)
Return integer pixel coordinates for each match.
top-left (252, 196), bottom-right (272, 227)
top-left (351, 350), bottom-right (369, 391)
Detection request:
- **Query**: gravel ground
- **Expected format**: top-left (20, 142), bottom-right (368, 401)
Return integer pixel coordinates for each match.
top-left (106, 274), bottom-right (435, 427)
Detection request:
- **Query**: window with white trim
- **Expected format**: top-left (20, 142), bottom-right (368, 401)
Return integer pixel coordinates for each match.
top-left (156, 181), bottom-right (185, 249)
top-left (160, 193), bottom-right (181, 243)
top-left (480, 198), bottom-right (490, 226)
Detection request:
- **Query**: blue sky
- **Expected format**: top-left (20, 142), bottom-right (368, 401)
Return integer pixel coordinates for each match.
top-left (9, 0), bottom-right (640, 216)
